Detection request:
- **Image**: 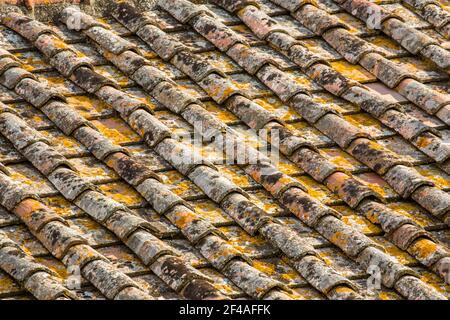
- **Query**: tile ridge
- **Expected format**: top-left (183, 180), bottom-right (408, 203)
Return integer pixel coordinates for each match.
top-left (402, 0), bottom-right (450, 39)
top-left (110, 0), bottom-right (450, 286)
top-left (0, 230), bottom-right (78, 300)
top-left (57, 4), bottom-right (364, 300)
top-left (267, 0), bottom-right (450, 127)
top-left (0, 159), bottom-right (153, 300)
top-left (155, 0), bottom-right (449, 299)
top-left (0, 48), bottom-right (297, 301)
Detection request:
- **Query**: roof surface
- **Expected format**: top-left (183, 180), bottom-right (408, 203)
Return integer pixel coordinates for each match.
top-left (0, 0), bottom-right (448, 300)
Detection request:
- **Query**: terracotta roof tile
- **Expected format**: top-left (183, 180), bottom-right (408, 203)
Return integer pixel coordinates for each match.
top-left (0, 0), bottom-right (447, 300)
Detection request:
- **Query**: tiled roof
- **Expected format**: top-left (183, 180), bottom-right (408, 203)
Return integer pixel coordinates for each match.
top-left (0, 0), bottom-right (448, 300)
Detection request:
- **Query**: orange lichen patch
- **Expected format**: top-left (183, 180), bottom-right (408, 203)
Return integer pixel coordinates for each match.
top-left (387, 202), bottom-right (441, 228)
top-left (203, 101), bottom-right (239, 124)
top-left (0, 225), bottom-right (47, 256)
top-left (68, 157), bottom-right (118, 182)
top-left (148, 58), bottom-right (183, 79)
top-left (66, 95), bottom-right (112, 118)
top-left (285, 70), bottom-right (318, 90)
top-left (392, 57), bottom-right (445, 79)
top-left (36, 74), bottom-right (66, 86)
top-left (372, 236), bottom-right (418, 265)
top-left (157, 170), bottom-right (202, 199)
top-left (94, 65), bottom-right (133, 87)
top-left (154, 110), bottom-right (192, 135)
top-left (344, 113), bottom-right (391, 137)
top-left (219, 226), bottom-right (275, 256)
top-left (254, 96), bottom-right (301, 122)
top-left (230, 125), bottom-right (266, 149)
top-left (321, 147), bottom-right (365, 172)
top-left (334, 205), bottom-right (382, 235)
top-left (69, 217), bottom-right (117, 246)
top-left (91, 117), bottom-right (141, 145)
top-left (342, 213), bottom-right (382, 235)
top-left (301, 38), bottom-right (339, 60)
top-left (175, 80), bottom-right (206, 100)
top-left (330, 60), bottom-right (376, 82)
top-left (332, 286), bottom-right (357, 296)
top-left (409, 238), bottom-right (439, 262)
top-left (288, 286), bottom-right (325, 300)
top-left (252, 258), bottom-right (301, 284)
top-left (415, 165), bottom-right (450, 190)
top-left (327, 232), bottom-right (349, 255)
top-left (0, 271), bottom-right (22, 297)
top-left (194, 140), bottom-right (225, 163)
top-left (198, 51), bottom-right (240, 73)
top-left (274, 157), bottom-right (304, 176)
top-left (230, 24), bottom-right (261, 43)
top-left (98, 182), bottom-right (145, 207)
top-left (295, 175), bottom-right (340, 205)
top-left (415, 268), bottom-right (450, 296)
top-left (377, 291), bottom-right (403, 300)
top-left (333, 13), bottom-right (375, 35)
top-left (10, 102), bottom-right (51, 128)
top-left (355, 172), bottom-right (397, 198)
top-left (124, 90), bottom-right (159, 111)
top-left (287, 121), bottom-right (332, 146)
top-left (414, 135), bottom-right (434, 149)
top-left (312, 93), bottom-right (360, 114)
top-left (8, 164), bottom-right (55, 195)
top-left (34, 256), bottom-right (69, 280)
top-left (14, 198), bottom-right (46, 217)
top-left (248, 190), bottom-right (286, 217)
top-left (39, 130), bottom-right (86, 156)
top-left (43, 196), bottom-right (83, 218)
top-left (189, 199), bottom-right (232, 225)
top-left (13, 51), bottom-right (49, 72)
top-left (366, 35), bottom-right (404, 55)
top-left (231, 73), bottom-right (273, 96)
top-left (217, 165), bottom-right (255, 188)
top-left (167, 207), bottom-right (200, 231)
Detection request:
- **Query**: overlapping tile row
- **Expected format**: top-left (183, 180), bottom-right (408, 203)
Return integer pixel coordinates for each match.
top-left (0, 230), bottom-right (78, 300)
top-left (252, 0), bottom-right (450, 127)
top-left (56, 6), bottom-right (372, 300)
top-left (0, 19), bottom-right (229, 299)
top-left (53, 3), bottom-right (450, 300)
top-left (105, 0), bottom-right (450, 287)
top-left (0, 1), bottom-right (448, 300)
top-left (155, 0), bottom-right (450, 231)
top-left (402, 0), bottom-right (450, 38)
top-left (332, 0), bottom-right (450, 70)
top-left (0, 10), bottom-right (348, 301)
top-left (212, 2), bottom-right (450, 175)
top-left (0, 44), bottom-right (302, 301)
top-left (0, 114), bottom-right (155, 299)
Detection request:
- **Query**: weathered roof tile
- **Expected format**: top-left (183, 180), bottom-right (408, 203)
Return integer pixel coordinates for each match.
top-left (0, 0), bottom-right (448, 300)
